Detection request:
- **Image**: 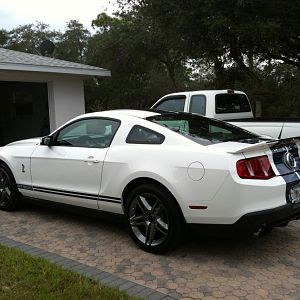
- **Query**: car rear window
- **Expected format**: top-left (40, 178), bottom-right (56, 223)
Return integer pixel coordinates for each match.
top-left (147, 112), bottom-right (258, 145)
top-left (215, 93), bottom-right (251, 114)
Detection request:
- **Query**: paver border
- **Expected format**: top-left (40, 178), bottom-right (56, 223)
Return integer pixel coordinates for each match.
top-left (0, 234), bottom-right (177, 300)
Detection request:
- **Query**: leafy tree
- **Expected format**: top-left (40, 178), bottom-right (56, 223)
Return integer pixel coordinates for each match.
top-left (0, 29), bottom-right (8, 47)
top-left (117, 0), bottom-right (300, 82)
top-left (86, 12), bottom-right (181, 111)
top-left (2, 2), bottom-right (300, 116)
top-left (114, 0), bottom-right (300, 116)
top-left (56, 20), bottom-right (90, 63)
top-left (5, 22), bottom-right (60, 54)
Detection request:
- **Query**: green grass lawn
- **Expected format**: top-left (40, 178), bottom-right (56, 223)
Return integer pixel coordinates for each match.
top-left (0, 244), bottom-right (136, 300)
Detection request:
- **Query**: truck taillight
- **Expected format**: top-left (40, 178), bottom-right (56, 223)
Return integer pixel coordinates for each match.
top-left (236, 156), bottom-right (275, 179)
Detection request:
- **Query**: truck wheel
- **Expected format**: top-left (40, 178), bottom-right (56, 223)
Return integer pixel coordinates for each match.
top-left (124, 183), bottom-right (183, 253)
top-left (0, 163), bottom-right (20, 211)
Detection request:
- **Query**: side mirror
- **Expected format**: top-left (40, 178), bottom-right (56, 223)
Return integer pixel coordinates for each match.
top-left (41, 136), bottom-right (53, 146)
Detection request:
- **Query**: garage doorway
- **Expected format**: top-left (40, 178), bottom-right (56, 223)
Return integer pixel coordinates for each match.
top-left (0, 81), bottom-right (50, 146)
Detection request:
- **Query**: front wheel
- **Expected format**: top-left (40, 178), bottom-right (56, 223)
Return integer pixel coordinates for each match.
top-left (0, 163), bottom-right (20, 211)
top-left (124, 183), bottom-right (183, 253)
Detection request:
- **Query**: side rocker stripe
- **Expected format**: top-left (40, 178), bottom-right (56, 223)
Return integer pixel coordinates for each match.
top-left (17, 184), bottom-right (121, 204)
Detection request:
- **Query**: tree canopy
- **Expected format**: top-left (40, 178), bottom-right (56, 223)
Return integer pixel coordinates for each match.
top-left (1, 1), bottom-right (300, 116)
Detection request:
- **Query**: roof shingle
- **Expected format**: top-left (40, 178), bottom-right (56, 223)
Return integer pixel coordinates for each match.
top-left (0, 48), bottom-right (110, 77)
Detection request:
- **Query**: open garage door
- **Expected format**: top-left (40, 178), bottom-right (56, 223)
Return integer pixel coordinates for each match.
top-left (0, 81), bottom-right (50, 146)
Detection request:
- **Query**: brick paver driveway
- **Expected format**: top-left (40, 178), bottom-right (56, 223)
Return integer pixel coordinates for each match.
top-left (0, 204), bottom-right (300, 300)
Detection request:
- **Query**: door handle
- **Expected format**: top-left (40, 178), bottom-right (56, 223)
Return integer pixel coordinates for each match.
top-left (84, 156), bottom-right (100, 164)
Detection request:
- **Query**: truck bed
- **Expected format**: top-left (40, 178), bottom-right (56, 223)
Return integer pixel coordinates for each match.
top-left (227, 117), bottom-right (300, 122)
top-left (228, 118), bottom-right (300, 139)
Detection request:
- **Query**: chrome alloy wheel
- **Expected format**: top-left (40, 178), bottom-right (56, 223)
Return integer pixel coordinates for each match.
top-left (129, 193), bottom-right (169, 247)
top-left (0, 168), bottom-right (12, 207)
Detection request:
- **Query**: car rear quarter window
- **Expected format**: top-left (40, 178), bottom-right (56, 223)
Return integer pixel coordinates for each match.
top-left (154, 96), bottom-right (186, 112)
top-left (215, 93), bottom-right (251, 114)
top-left (126, 125), bottom-right (165, 144)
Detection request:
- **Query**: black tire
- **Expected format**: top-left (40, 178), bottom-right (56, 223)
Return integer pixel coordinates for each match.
top-left (0, 163), bottom-right (20, 211)
top-left (124, 183), bottom-right (184, 254)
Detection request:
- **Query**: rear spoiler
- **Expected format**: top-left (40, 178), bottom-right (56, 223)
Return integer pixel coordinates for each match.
top-left (227, 137), bottom-right (300, 154)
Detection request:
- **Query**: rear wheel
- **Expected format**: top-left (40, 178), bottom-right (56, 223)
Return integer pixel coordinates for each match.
top-left (124, 183), bottom-right (183, 253)
top-left (0, 163), bottom-right (20, 211)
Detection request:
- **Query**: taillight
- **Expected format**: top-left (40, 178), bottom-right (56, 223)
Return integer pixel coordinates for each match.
top-left (236, 156), bottom-right (275, 179)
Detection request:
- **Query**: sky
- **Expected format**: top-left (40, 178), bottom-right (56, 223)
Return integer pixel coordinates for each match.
top-left (0, 0), bottom-right (117, 32)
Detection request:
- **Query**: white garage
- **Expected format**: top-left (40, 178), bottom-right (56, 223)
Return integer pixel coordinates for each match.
top-left (0, 48), bottom-right (110, 146)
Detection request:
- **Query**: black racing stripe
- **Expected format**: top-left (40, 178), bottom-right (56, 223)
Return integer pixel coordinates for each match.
top-left (34, 187), bottom-right (121, 204)
top-left (98, 198), bottom-right (122, 204)
top-left (270, 141), bottom-right (300, 203)
top-left (271, 142), bottom-right (300, 175)
top-left (33, 186), bottom-right (98, 199)
top-left (33, 188), bottom-right (99, 201)
top-left (97, 195), bottom-right (120, 201)
top-left (18, 184), bottom-right (121, 204)
top-left (17, 184), bottom-right (33, 191)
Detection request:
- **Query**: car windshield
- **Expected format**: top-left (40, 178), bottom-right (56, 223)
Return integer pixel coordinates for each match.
top-left (147, 112), bottom-right (260, 145)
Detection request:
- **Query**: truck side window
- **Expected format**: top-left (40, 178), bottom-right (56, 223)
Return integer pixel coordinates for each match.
top-left (215, 94), bottom-right (251, 114)
top-left (189, 95), bottom-right (206, 115)
top-left (154, 96), bottom-right (186, 112)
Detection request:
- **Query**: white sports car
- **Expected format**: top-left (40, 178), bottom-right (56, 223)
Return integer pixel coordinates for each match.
top-left (1, 109), bottom-right (300, 253)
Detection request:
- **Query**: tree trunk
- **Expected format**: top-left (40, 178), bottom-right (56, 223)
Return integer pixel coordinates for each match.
top-left (214, 57), bottom-right (225, 89)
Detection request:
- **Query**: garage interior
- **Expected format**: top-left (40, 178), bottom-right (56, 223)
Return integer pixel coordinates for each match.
top-left (0, 81), bottom-right (50, 146)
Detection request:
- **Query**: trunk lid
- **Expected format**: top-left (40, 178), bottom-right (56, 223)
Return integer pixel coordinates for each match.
top-left (225, 137), bottom-right (300, 176)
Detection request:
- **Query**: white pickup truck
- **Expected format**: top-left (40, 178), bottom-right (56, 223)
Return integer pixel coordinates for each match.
top-left (151, 90), bottom-right (300, 139)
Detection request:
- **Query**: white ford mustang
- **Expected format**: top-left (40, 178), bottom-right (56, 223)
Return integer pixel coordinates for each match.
top-left (1, 109), bottom-right (300, 253)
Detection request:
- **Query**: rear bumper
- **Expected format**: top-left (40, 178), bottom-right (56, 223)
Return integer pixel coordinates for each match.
top-left (235, 203), bottom-right (300, 232)
top-left (188, 203), bottom-right (300, 236)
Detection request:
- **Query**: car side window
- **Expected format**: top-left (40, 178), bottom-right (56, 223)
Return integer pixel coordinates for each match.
top-left (126, 125), bottom-right (165, 144)
top-left (54, 118), bottom-right (120, 148)
top-left (154, 96), bottom-right (186, 112)
top-left (189, 95), bottom-right (206, 115)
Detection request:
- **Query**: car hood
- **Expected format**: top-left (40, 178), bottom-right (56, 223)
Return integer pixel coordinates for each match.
top-left (7, 137), bottom-right (41, 147)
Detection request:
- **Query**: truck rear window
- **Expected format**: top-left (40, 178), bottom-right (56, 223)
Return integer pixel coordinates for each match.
top-left (215, 94), bottom-right (251, 114)
top-left (147, 112), bottom-right (258, 145)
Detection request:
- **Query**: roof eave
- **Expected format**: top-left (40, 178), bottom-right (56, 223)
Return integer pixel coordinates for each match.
top-left (0, 63), bottom-right (111, 77)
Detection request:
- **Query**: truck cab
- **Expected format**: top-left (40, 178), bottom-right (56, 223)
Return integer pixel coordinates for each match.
top-left (151, 90), bottom-right (254, 121)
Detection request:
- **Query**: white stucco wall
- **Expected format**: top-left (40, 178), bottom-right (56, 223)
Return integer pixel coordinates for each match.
top-left (48, 77), bottom-right (85, 130)
top-left (0, 70), bottom-right (86, 132)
